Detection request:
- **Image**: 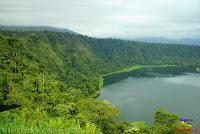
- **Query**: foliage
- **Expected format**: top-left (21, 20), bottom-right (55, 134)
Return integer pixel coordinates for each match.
top-left (124, 110), bottom-right (191, 134)
top-left (0, 107), bottom-right (102, 134)
top-left (0, 31), bottom-right (198, 133)
top-left (77, 99), bottom-right (121, 133)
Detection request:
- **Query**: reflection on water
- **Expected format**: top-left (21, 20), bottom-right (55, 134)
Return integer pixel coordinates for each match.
top-left (103, 66), bottom-right (196, 86)
top-left (163, 75), bottom-right (200, 87)
top-left (98, 67), bottom-right (200, 129)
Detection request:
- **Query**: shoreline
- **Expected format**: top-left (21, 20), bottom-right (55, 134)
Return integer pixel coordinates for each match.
top-left (102, 64), bottom-right (177, 77)
top-left (92, 64), bottom-right (177, 98)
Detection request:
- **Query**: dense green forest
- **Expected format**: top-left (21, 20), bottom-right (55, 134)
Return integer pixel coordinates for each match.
top-left (0, 30), bottom-right (199, 133)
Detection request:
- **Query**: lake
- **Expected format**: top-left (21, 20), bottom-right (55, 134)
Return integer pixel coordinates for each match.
top-left (98, 67), bottom-right (200, 129)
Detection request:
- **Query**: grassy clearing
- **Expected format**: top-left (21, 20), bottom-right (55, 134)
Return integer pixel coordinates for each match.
top-left (102, 64), bottom-right (177, 77)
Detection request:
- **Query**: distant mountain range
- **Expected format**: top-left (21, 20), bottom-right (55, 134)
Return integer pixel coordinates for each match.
top-left (0, 25), bottom-right (199, 45)
top-left (134, 37), bottom-right (200, 46)
top-left (0, 25), bottom-right (77, 35)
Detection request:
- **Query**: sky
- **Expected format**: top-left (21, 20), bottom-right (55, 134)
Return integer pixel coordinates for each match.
top-left (0, 0), bottom-right (200, 39)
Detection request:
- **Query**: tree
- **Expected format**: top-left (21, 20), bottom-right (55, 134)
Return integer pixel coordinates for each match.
top-left (77, 99), bottom-right (120, 133)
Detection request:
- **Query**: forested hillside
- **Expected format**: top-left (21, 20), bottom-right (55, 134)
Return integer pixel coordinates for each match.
top-left (80, 35), bottom-right (200, 73)
top-left (0, 31), bottom-right (198, 133)
top-left (0, 25), bottom-right (77, 34)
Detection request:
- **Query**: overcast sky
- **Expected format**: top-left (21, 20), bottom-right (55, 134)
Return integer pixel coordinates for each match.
top-left (0, 0), bottom-right (199, 38)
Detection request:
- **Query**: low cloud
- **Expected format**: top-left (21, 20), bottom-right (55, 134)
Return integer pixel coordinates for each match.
top-left (0, 0), bottom-right (199, 38)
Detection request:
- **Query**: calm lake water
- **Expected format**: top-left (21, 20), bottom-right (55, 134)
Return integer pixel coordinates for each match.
top-left (98, 67), bottom-right (200, 129)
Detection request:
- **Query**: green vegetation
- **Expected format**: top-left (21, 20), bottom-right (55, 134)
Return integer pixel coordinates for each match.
top-left (103, 64), bottom-right (177, 77)
top-left (1, 30), bottom-right (199, 133)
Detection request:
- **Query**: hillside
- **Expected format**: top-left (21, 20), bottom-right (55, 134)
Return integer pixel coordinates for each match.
top-left (0, 25), bottom-right (77, 34)
top-left (0, 30), bottom-right (198, 133)
top-left (134, 37), bottom-right (200, 46)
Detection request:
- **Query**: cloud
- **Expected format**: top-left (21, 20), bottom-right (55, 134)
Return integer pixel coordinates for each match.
top-left (104, 0), bottom-right (123, 7)
top-left (0, 0), bottom-right (199, 38)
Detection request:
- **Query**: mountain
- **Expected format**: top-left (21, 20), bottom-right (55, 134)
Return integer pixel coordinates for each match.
top-left (179, 38), bottom-right (200, 45)
top-left (2, 25), bottom-right (199, 46)
top-left (0, 25), bottom-right (77, 34)
top-left (134, 37), bottom-right (200, 46)
top-left (0, 30), bottom-right (199, 133)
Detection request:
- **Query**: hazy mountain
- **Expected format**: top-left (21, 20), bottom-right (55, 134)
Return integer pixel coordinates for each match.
top-left (0, 25), bottom-right (77, 34)
top-left (1, 25), bottom-right (199, 45)
top-left (134, 37), bottom-right (200, 46)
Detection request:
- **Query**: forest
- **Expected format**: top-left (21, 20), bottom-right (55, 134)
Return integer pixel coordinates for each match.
top-left (0, 30), bottom-right (199, 133)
